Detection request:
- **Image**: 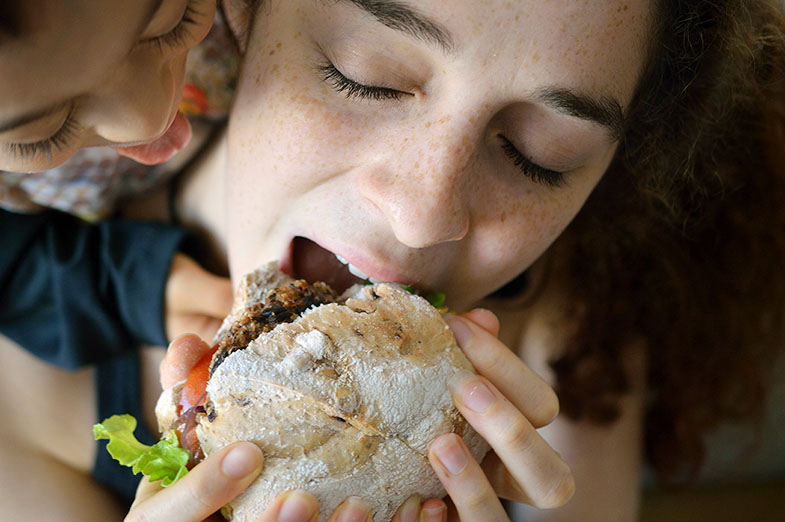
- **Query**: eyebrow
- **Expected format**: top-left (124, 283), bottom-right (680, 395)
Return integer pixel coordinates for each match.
top-left (535, 87), bottom-right (626, 140)
top-left (332, 0), bottom-right (455, 53)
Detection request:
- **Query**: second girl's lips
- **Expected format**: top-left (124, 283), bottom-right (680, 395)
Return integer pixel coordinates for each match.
top-left (112, 111), bottom-right (192, 165)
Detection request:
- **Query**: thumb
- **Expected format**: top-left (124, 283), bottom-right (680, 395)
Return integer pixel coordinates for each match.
top-left (129, 442), bottom-right (263, 521)
top-left (160, 333), bottom-right (214, 389)
top-left (167, 254), bottom-right (233, 319)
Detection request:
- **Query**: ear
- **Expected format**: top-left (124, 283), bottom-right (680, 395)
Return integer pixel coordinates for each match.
top-left (220, 0), bottom-right (256, 54)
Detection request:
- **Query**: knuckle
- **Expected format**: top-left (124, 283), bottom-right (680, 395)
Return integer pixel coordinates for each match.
top-left (532, 388), bottom-right (560, 428)
top-left (498, 413), bottom-right (534, 449)
top-left (483, 357), bottom-right (508, 382)
top-left (189, 476), bottom-right (222, 514)
top-left (460, 482), bottom-right (497, 512)
top-left (532, 462), bottom-right (575, 509)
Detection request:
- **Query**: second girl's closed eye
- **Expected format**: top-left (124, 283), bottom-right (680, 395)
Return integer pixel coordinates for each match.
top-left (138, 4), bottom-right (201, 52)
top-left (2, 105), bottom-right (80, 161)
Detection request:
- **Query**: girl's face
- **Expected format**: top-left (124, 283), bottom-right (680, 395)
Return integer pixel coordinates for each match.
top-left (225, 0), bottom-right (652, 311)
top-left (0, 0), bottom-right (214, 172)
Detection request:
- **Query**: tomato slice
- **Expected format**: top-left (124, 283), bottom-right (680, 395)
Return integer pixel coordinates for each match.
top-left (178, 345), bottom-right (217, 414)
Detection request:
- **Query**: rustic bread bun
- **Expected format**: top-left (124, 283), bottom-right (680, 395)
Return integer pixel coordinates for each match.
top-left (156, 263), bottom-right (489, 521)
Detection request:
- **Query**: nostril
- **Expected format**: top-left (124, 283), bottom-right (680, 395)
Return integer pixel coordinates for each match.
top-left (444, 211), bottom-right (470, 242)
top-left (357, 161), bottom-right (471, 248)
top-left (375, 190), bottom-right (470, 248)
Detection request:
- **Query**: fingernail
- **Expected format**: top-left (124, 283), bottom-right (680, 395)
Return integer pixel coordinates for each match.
top-left (419, 499), bottom-right (446, 522)
top-left (170, 332), bottom-right (191, 343)
top-left (167, 332), bottom-right (196, 349)
top-left (399, 494), bottom-right (420, 522)
top-left (278, 490), bottom-right (317, 522)
top-left (450, 371), bottom-right (495, 413)
top-left (221, 442), bottom-right (263, 479)
top-left (445, 316), bottom-right (472, 346)
top-left (431, 434), bottom-right (468, 475)
top-left (335, 496), bottom-right (371, 522)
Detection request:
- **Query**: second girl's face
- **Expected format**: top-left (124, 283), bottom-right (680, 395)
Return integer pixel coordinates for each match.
top-left (225, 0), bottom-right (653, 311)
top-left (0, 0), bottom-right (214, 172)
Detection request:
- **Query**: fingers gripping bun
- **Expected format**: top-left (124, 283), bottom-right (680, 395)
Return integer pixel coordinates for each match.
top-left (156, 262), bottom-right (489, 521)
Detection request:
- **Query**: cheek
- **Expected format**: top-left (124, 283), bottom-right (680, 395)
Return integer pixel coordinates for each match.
top-left (471, 168), bottom-right (601, 285)
top-left (228, 53), bottom-right (361, 193)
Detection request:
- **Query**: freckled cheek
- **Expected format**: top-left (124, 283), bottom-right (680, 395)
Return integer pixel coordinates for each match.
top-left (475, 182), bottom-right (591, 277)
top-left (228, 62), bottom-right (360, 190)
top-left (491, 204), bottom-right (563, 263)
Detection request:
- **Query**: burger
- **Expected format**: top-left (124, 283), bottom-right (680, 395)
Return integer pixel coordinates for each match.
top-left (99, 261), bottom-right (489, 521)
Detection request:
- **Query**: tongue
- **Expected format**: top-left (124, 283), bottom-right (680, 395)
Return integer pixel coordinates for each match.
top-left (113, 111), bottom-right (192, 165)
top-left (292, 237), bottom-right (364, 294)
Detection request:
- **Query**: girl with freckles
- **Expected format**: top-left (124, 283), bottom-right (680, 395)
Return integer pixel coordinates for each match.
top-left (3, 0), bottom-right (785, 521)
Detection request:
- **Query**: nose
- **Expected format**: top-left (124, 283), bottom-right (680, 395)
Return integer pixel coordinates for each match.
top-left (360, 119), bottom-right (475, 249)
top-left (81, 49), bottom-right (185, 145)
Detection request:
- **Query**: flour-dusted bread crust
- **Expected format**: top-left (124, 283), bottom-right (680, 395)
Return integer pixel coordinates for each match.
top-left (156, 263), bottom-right (489, 522)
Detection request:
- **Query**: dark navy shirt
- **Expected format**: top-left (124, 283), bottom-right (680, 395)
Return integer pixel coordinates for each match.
top-left (0, 208), bottom-right (185, 504)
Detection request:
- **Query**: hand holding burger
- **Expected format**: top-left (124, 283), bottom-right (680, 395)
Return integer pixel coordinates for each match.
top-left (98, 262), bottom-right (488, 521)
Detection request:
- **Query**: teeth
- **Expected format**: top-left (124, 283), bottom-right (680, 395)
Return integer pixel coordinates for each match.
top-left (347, 263), bottom-right (370, 280)
top-left (334, 253), bottom-right (382, 283)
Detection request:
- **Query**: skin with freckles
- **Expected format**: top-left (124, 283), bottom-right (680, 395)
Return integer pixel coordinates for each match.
top-left (0, 0), bottom-right (215, 171)
top-left (220, 0), bottom-right (651, 311)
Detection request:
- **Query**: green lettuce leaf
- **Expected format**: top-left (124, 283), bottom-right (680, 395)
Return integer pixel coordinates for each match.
top-left (93, 414), bottom-right (189, 487)
top-left (426, 292), bottom-right (446, 309)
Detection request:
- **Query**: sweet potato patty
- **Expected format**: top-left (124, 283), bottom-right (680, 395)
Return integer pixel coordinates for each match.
top-left (210, 280), bottom-right (337, 376)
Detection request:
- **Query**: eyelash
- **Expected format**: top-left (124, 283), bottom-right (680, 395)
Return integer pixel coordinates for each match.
top-left (4, 111), bottom-right (80, 161)
top-left (500, 136), bottom-right (566, 188)
top-left (317, 62), bottom-right (411, 102)
top-left (317, 61), bottom-right (565, 188)
top-left (139, 4), bottom-right (200, 52)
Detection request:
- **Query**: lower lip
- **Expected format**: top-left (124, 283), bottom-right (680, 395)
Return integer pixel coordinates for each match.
top-left (112, 111), bottom-right (192, 165)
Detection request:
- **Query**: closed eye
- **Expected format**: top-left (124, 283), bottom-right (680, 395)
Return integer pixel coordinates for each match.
top-left (2, 108), bottom-right (80, 162)
top-left (137, 2), bottom-right (201, 52)
top-left (499, 136), bottom-right (566, 188)
top-left (317, 61), bottom-right (413, 102)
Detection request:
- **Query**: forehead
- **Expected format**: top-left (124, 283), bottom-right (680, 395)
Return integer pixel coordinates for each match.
top-left (317, 0), bottom-right (654, 107)
top-left (0, 0), bottom-right (156, 120)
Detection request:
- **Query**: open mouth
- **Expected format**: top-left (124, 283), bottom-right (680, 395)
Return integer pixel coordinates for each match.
top-left (291, 237), bottom-right (375, 294)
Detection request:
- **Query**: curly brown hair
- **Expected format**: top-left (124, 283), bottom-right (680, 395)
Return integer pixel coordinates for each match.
top-left (546, 0), bottom-right (785, 484)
